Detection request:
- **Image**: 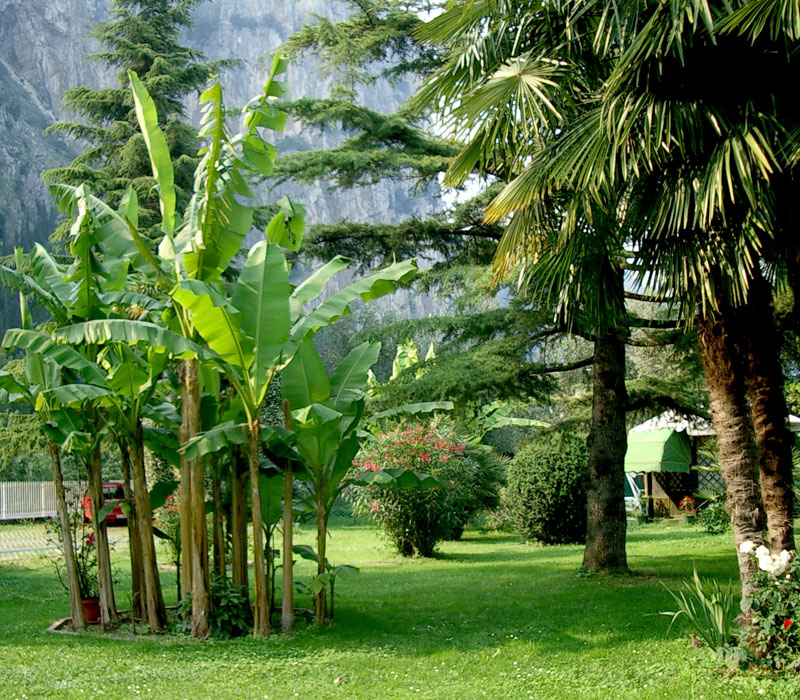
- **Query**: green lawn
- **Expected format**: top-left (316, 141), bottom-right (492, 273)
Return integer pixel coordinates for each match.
top-left (1, 521), bottom-right (798, 700)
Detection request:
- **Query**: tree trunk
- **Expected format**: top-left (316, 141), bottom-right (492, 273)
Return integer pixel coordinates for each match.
top-left (698, 305), bottom-right (767, 592)
top-left (128, 424), bottom-right (166, 632)
top-left (211, 455), bottom-right (226, 578)
top-left (182, 358), bottom-right (210, 637)
top-left (582, 330), bottom-right (630, 574)
top-left (281, 403), bottom-right (295, 634)
top-left (118, 440), bottom-right (144, 621)
top-left (736, 276), bottom-right (795, 553)
top-left (48, 441), bottom-right (85, 630)
top-left (87, 443), bottom-right (118, 626)
top-left (314, 492), bottom-right (328, 625)
top-left (179, 362), bottom-right (194, 606)
top-left (249, 419), bottom-right (270, 636)
top-left (231, 445), bottom-right (249, 592)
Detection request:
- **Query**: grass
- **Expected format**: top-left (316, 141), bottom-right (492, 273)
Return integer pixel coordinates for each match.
top-left (1, 521), bottom-right (799, 700)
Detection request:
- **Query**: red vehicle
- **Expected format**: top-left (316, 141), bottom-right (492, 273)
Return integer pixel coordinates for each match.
top-left (82, 482), bottom-right (129, 524)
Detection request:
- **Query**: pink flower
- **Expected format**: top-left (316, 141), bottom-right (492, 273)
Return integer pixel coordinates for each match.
top-left (370, 501), bottom-right (379, 512)
top-left (86, 533), bottom-right (95, 547)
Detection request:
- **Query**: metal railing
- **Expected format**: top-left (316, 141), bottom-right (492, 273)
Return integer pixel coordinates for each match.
top-left (0, 481), bottom-right (83, 521)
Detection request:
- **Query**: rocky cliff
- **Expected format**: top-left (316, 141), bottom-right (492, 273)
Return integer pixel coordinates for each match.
top-left (0, 0), bottom-right (438, 257)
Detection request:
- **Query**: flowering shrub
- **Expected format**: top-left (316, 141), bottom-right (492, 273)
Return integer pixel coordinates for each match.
top-left (679, 495), bottom-right (697, 515)
top-left (350, 425), bottom-right (503, 557)
top-left (739, 540), bottom-right (800, 671)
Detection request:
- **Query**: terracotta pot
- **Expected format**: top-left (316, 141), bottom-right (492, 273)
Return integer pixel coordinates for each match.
top-left (81, 598), bottom-right (101, 624)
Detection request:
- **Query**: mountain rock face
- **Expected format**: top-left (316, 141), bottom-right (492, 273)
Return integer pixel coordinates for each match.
top-left (0, 0), bottom-right (438, 257)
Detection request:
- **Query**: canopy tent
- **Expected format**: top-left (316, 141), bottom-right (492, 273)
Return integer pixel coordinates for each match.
top-left (624, 428), bottom-right (692, 473)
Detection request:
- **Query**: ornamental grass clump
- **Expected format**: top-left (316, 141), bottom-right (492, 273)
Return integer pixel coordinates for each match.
top-left (351, 425), bottom-right (498, 557)
top-left (738, 541), bottom-right (800, 671)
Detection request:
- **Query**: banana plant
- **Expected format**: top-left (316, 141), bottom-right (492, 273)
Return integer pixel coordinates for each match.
top-left (0, 240), bottom-right (125, 627)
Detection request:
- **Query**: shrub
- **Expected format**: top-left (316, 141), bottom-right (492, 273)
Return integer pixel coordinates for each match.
top-left (504, 432), bottom-right (588, 544)
top-left (697, 496), bottom-right (730, 534)
top-left (351, 425), bottom-right (504, 556)
top-left (177, 573), bottom-right (252, 639)
top-left (738, 541), bottom-right (800, 671)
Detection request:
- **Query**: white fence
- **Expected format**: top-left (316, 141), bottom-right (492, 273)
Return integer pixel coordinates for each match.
top-left (0, 481), bottom-right (83, 521)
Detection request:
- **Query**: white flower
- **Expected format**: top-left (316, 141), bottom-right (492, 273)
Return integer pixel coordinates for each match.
top-left (739, 541), bottom-right (756, 554)
top-left (756, 545), bottom-right (770, 559)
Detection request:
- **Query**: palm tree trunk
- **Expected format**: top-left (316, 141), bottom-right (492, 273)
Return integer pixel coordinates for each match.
top-left (736, 276), bottom-right (795, 553)
top-left (87, 443), bottom-right (118, 626)
top-left (582, 330), bottom-right (630, 574)
top-left (211, 455), bottom-right (226, 578)
top-left (248, 419), bottom-right (270, 636)
top-left (182, 358), bottom-right (210, 637)
top-left (698, 305), bottom-right (767, 592)
top-left (231, 446), bottom-right (249, 592)
top-left (314, 492), bottom-right (329, 625)
top-left (118, 440), bottom-right (144, 621)
top-left (281, 399), bottom-right (294, 634)
top-left (48, 441), bottom-right (86, 630)
top-left (128, 425), bottom-right (166, 632)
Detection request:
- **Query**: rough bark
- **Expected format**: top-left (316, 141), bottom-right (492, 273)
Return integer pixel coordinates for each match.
top-left (314, 493), bottom-right (329, 625)
top-left (249, 419), bottom-right (270, 636)
top-left (48, 441), bottom-right (86, 630)
top-left (87, 443), bottom-right (118, 626)
top-left (230, 445), bottom-right (249, 592)
top-left (211, 455), bottom-right (226, 578)
top-left (128, 425), bottom-right (167, 632)
top-left (281, 399), bottom-right (295, 634)
top-left (698, 306), bottom-right (767, 592)
top-left (736, 276), bottom-right (795, 553)
top-left (582, 330), bottom-right (630, 575)
top-left (182, 359), bottom-right (210, 637)
top-left (118, 442), bottom-right (144, 621)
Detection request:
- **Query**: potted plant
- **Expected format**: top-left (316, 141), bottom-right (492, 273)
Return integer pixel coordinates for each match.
top-left (49, 510), bottom-right (101, 622)
top-left (678, 495), bottom-right (697, 524)
top-left (636, 494), bottom-right (650, 525)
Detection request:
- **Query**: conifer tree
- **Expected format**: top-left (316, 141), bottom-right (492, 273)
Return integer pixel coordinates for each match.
top-left (43, 0), bottom-right (219, 241)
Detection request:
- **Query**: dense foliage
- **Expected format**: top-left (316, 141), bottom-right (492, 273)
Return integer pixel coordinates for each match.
top-left (352, 425), bottom-right (503, 556)
top-left (504, 433), bottom-right (588, 545)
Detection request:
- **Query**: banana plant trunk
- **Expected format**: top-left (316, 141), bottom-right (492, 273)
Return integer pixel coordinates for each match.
top-left (87, 443), bottom-right (118, 626)
top-left (698, 305), bottom-right (767, 594)
top-left (737, 276), bottom-right (796, 553)
top-left (182, 358), bottom-right (210, 637)
top-left (118, 441), bottom-right (144, 621)
top-left (248, 419), bottom-right (270, 636)
top-left (581, 329), bottom-right (630, 574)
top-left (211, 455), bottom-right (226, 577)
top-left (314, 492), bottom-right (328, 626)
top-left (231, 446), bottom-right (249, 592)
top-left (47, 441), bottom-right (85, 630)
top-left (281, 399), bottom-right (294, 634)
top-left (128, 423), bottom-right (167, 632)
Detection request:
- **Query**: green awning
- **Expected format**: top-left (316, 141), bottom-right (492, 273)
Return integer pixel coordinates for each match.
top-left (624, 428), bottom-right (691, 473)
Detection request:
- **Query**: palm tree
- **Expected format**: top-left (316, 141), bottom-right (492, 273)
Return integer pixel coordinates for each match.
top-left (414, 0), bottom-right (643, 573)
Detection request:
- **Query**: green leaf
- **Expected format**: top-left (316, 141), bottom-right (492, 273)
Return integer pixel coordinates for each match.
top-left (173, 281), bottom-right (253, 367)
top-left (43, 383), bottom-right (112, 406)
top-left (290, 256), bottom-right (350, 322)
top-left (259, 472), bottom-right (285, 530)
top-left (52, 320), bottom-right (205, 359)
top-left (180, 421), bottom-right (248, 460)
top-left (129, 70), bottom-right (175, 238)
top-left (290, 259), bottom-right (417, 344)
top-left (282, 340), bottom-right (330, 410)
top-left (329, 342), bottom-right (380, 410)
top-left (231, 241), bottom-right (291, 390)
top-left (265, 196), bottom-right (305, 252)
top-left (292, 544), bottom-right (319, 563)
top-left (348, 469), bottom-right (447, 490)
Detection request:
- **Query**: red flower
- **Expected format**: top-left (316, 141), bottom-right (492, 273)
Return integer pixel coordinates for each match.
top-left (86, 533), bottom-right (96, 547)
top-left (785, 619), bottom-right (793, 630)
